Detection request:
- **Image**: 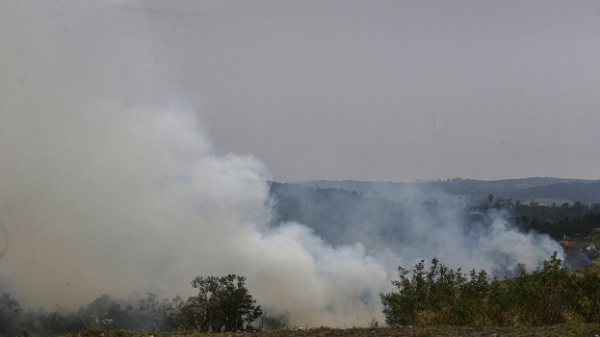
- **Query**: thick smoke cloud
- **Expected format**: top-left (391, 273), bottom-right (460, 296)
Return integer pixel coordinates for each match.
top-left (270, 184), bottom-right (564, 277)
top-left (0, 100), bottom-right (389, 325)
top-left (0, 0), bottom-right (563, 328)
top-left (0, 1), bottom-right (388, 325)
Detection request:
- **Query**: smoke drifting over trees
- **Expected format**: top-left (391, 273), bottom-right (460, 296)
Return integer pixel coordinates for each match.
top-left (0, 0), bottom-right (566, 330)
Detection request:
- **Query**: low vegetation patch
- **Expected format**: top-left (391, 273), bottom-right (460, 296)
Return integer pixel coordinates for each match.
top-left (381, 252), bottom-right (600, 327)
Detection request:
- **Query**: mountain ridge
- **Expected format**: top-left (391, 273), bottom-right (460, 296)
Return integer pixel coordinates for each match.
top-left (292, 177), bottom-right (600, 204)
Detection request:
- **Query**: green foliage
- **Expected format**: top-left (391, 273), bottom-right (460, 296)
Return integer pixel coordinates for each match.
top-left (380, 258), bottom-right (489, 326)
top-left (516, 209), bottom-right (600, 240)
top-left (381, 252), bottom-right (600, 326)
top-left (166, 274), bottom-right (262, 332)
top-left (11, 276), bottom-right (266, 336)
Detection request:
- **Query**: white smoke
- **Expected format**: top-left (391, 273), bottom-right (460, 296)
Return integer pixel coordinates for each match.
top-left (0, 100), bottom-right (390, 325)
top-left (0, 0), bottom-right (563, 328)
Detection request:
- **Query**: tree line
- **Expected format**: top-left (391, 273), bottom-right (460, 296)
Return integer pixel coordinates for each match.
top-left (1, 275), bottom-right (288, 337)
top-left (479, 194), bottom-right (600, 239)
top-left (4, 257), bottom-right (600, 335)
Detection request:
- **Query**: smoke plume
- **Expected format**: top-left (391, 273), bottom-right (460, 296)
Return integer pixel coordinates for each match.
top-left (0, 0), bottom-right (563, 328)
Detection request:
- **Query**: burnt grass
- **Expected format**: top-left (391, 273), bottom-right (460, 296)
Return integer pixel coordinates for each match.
top-left (59, 325), bottom-right (600, 337)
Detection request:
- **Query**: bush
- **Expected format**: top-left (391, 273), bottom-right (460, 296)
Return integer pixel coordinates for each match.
top-left (381, 252), bottom-right (600, 326)
top-left (380, 258), bottom-right (488, 326)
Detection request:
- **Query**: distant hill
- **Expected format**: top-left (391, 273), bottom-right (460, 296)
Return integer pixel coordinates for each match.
top-left (268, 179), bottom-right (600, 271)
top-left (510, 181), bottom-right (600, 205)
top-left (295, 178), bottom-right (600, 205)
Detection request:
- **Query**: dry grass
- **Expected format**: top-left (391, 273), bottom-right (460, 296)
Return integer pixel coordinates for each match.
top-left (56, 324), bottom-right (600, 337)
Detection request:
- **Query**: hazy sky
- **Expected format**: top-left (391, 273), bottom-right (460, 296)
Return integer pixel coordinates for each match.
top-left (6, 1), bottom-right (600, 182)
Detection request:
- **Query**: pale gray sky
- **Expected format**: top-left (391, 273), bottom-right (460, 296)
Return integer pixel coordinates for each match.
top-left (4, 1), bottom-right (600, 182)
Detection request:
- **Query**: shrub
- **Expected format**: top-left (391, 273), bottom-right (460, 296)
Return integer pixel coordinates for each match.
top-left (380, 258), bottom-right (488, 326)
top-left (381, 252), bottom-right (600, 326)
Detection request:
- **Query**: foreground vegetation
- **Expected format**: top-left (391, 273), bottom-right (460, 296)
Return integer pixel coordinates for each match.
top-left (381, 252), bottom-right (600, 327)
top-left (7, 253), bottom-right (600, 337)
top-left (3, 275), bottom-right (287, 337)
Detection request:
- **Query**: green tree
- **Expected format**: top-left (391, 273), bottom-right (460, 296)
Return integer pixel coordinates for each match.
top-left (169, 274), bottom-right (262, 332)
